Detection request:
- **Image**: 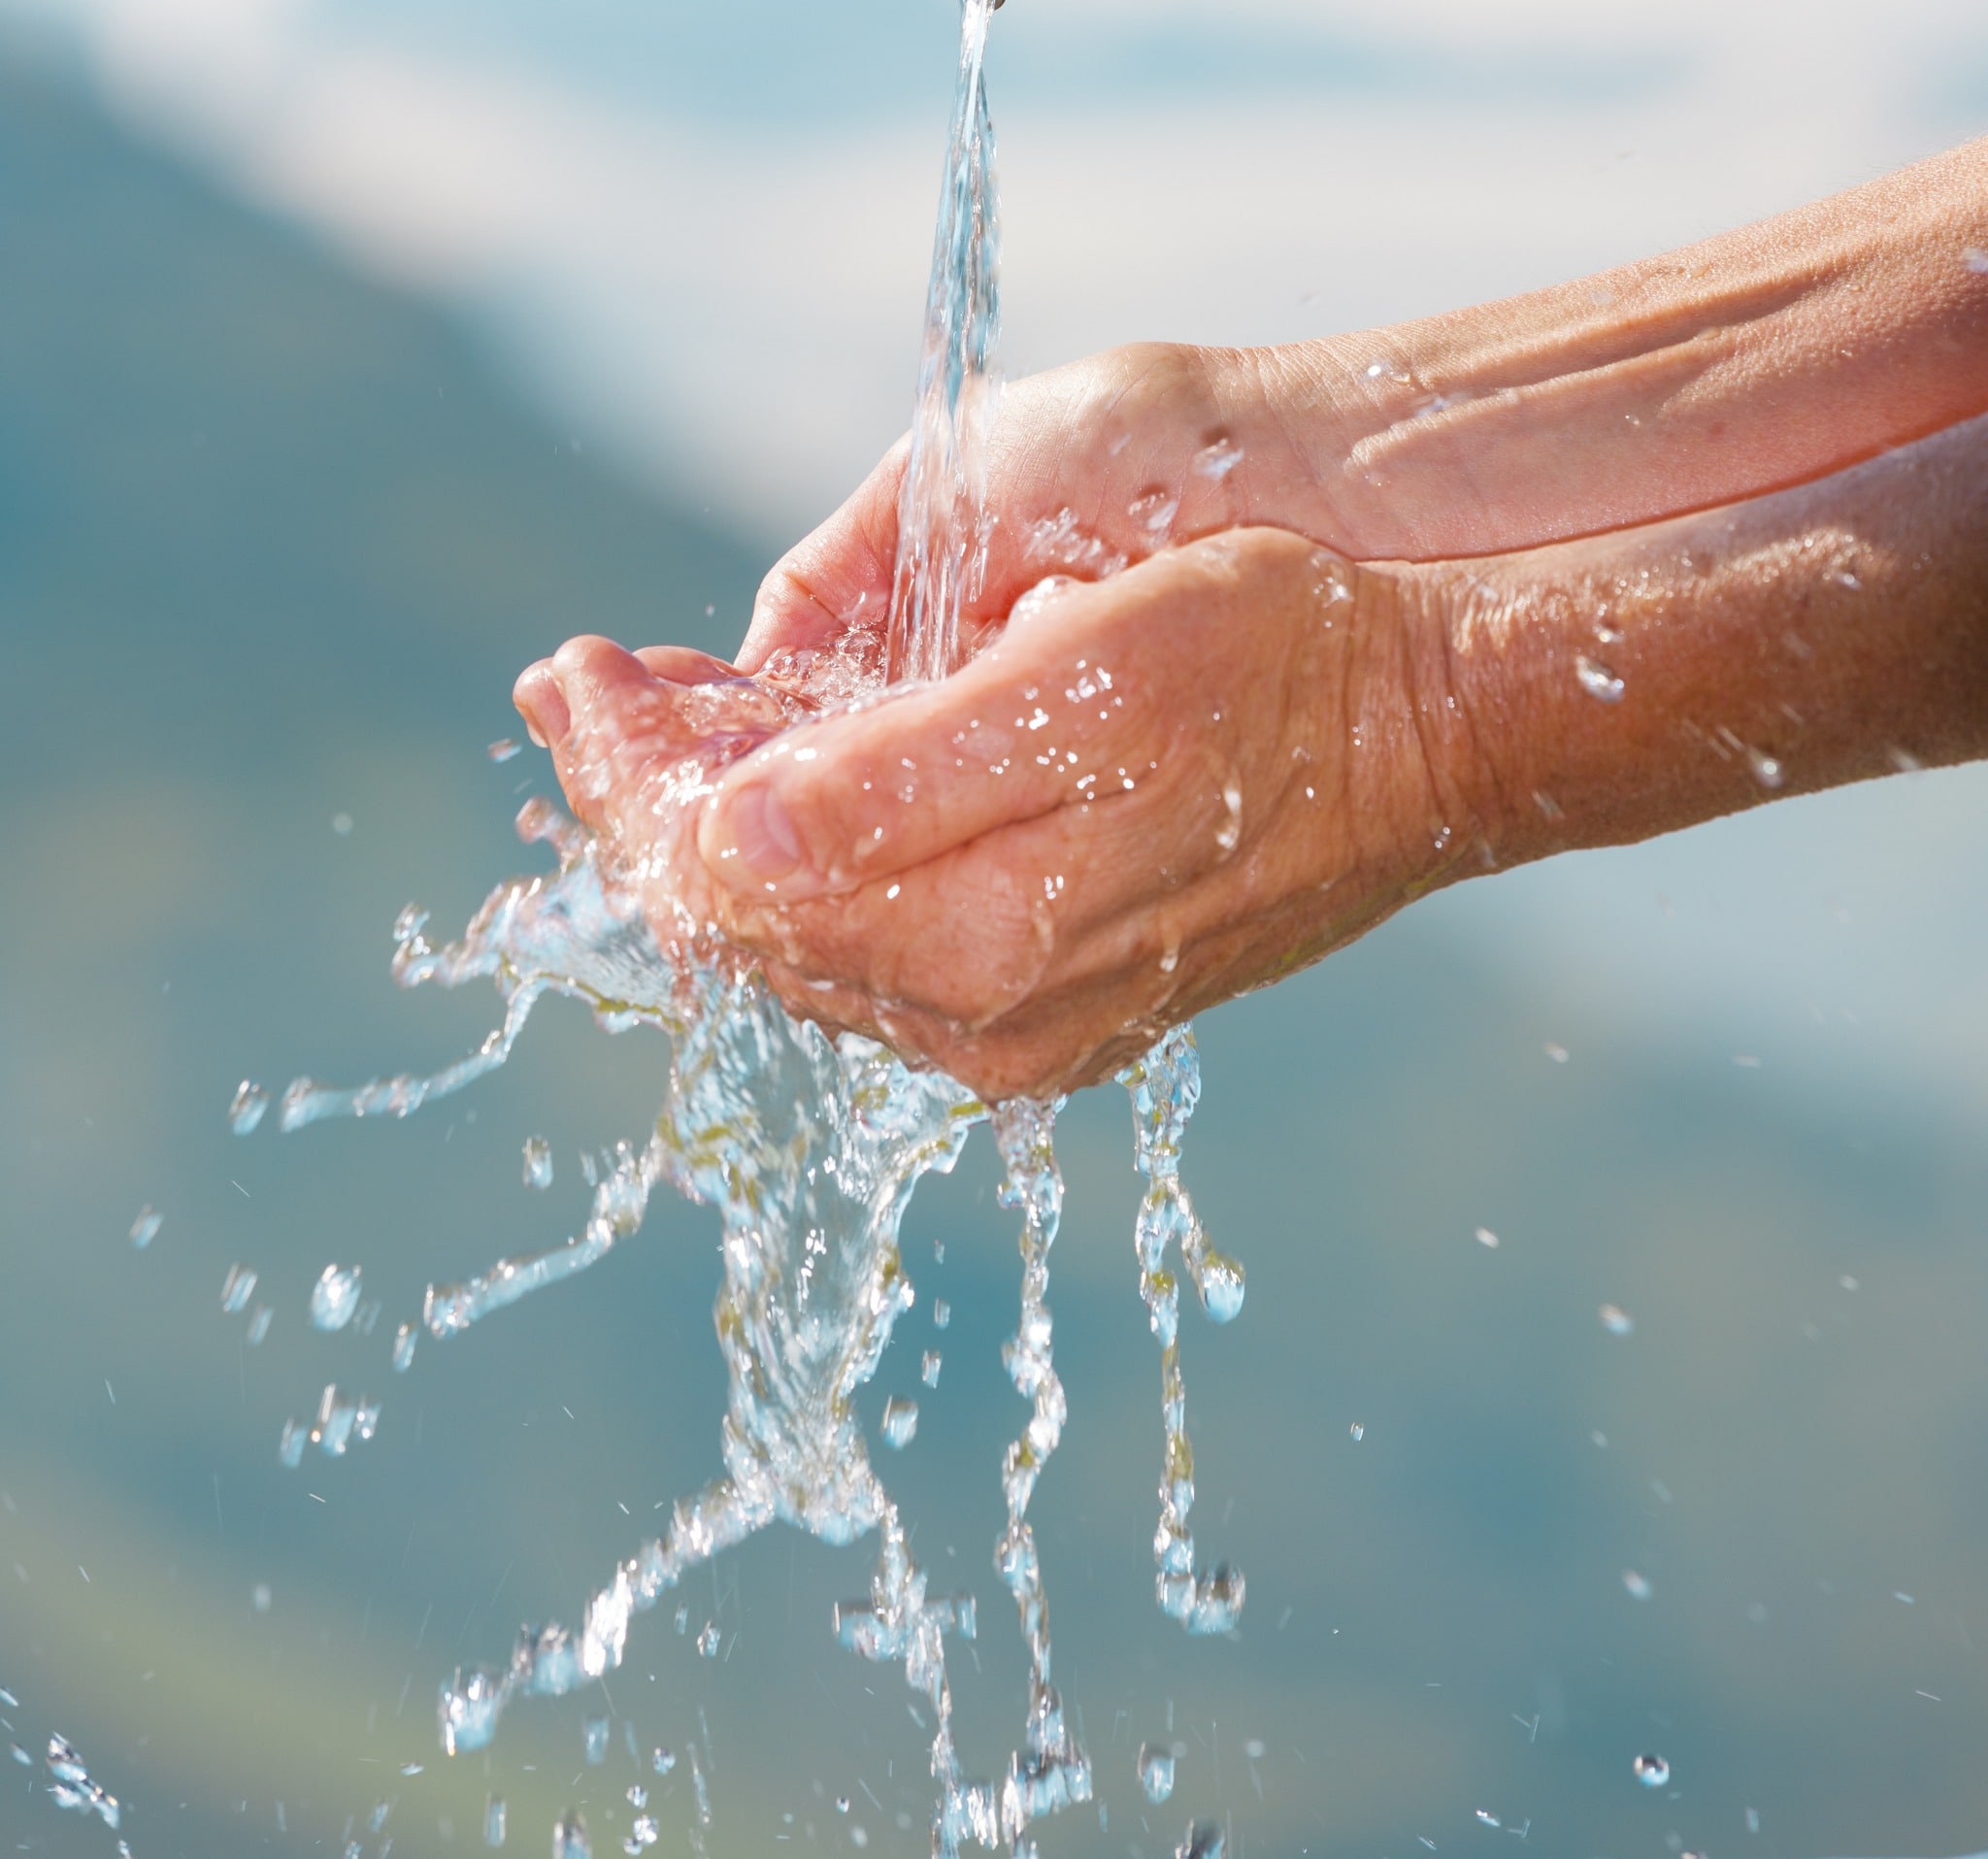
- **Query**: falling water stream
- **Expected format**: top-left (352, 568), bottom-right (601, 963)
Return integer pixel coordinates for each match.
top-left (254, 4), bottom-right (1243, 1853)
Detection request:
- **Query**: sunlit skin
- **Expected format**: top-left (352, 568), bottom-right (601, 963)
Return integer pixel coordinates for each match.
top-left (515, 144), bottom-right (1988, 1102)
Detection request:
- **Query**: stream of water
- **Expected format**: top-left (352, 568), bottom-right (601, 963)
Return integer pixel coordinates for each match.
top-left (259, 4), bottom-right (1244, 1852)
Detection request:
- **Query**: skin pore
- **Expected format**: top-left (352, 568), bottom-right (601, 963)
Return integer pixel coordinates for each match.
top-left (515, 141), bottom-right (1988, 1103)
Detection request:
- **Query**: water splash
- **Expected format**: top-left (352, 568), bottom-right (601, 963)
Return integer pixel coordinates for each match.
top-left (260, 1), bottom-right (1242, 1848)
top-left (47, 1732), bottom-right (122, 1831)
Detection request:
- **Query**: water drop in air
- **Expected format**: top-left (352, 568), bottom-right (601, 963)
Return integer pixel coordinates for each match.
top-left (252, 1582), bottom-right (273, 1613)
top-left (880, 1396), bottom-right (919, 1448)
top-left (247, 1304), bottom-right (273, 1346)
top-left (837, 1795), bottom-right (851, 1814)
top-left (552, 1809), bottom-right (591, 1859)
top-left (696, 1621), bottom-right (720, 1659)
top-left (1138, 1742), bottom-right (1176, 1804)
top-left (220, 1264), bottom-right (258, 1314)
top-left (1634, 1752), bottom-right (1672, 1789)
top-left (931, 1297), bottom-right (950, 1331)
top-left (1176, 1823), bottom-right (1226, 1859)
top-left (1600, 1304), bottom-right (1635, 1337)
top-left (229, 1079), bottom-right (270, 1134)
top-left (1575, 656), bottom-right (1626, 703)
top-left (129, 1207), bottom-right (162, 1250)
top-left (1747, 747), bottom-right (1784, 790)
top-left (483, 1796), bottom-right (506, 1847)
top-left (393, 1321), bottom-right (418, 1373)
top-left (1476, 1810), bottom-right (1502, 1828)
top-left (522, 1135), bottom-right (554, 1190)
top-left (1349, 1421), bottom-right (1365, 1442)
top-left (650, 1747), bottom-right (676, 1776)
top-left (921, 1351), bottom-right (943, 1387)
top-left (310, 1263), bottom-right (362, 1332)
top-left (1623, 1570), bottom-right (1653, 1601)
top-left (625, 1785), bottom-right (646, 1809)
top-left (582, 1715), bottom-right (610, 1765)
top-left (487, 738), bottom-right (522, 763)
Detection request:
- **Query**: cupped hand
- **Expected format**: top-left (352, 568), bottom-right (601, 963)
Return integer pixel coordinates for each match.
top-left (521, 529), bottom-right (1474, 1101)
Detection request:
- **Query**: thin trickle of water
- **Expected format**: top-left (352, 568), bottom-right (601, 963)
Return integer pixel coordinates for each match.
top-left (483, 1793), bottom-right (506, 1847)
top-left (885, 0), bottom-right (1001, 683)
top-left (1125, 1030), bottom-right (1247, 1634)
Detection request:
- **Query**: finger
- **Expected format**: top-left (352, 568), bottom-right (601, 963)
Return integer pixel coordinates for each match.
top-left (697, 534), bottom-right (1316, 904)
top-left (633, 646), bottom-right (746, 684)
top-left (736, 437), bottom-right (910, 674)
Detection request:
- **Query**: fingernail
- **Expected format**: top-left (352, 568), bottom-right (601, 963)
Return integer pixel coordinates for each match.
top-left (713, 780), bottom-right (806, 885)
top-left (514, 667), bottom-right (570, 749)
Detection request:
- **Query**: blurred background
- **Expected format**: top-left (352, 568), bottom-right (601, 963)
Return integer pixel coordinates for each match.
top-left (3, 1), bottom-right (1987, 1854)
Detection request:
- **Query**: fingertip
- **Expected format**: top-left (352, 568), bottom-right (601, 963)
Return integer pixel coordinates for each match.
top-left (513, 661), bottom-right (569, 749)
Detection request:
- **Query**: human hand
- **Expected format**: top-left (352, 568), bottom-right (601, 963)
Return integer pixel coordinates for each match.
top-left (519, 412), bottom-right (1988, 1102)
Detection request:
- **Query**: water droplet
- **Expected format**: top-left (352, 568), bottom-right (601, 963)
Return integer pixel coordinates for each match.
top-left (1242, 1739), bottom-right (1266, 1760)
top-left (921, 1351), bottom-right (943, 1387)
top-left (1746, 1808), bottom-right (1761, 1834)
top-left (1176, 1823), bottom-right (1226, 1859)
top-left (1575, 656), bottom-right (1626, 703)
top-left (1476, 1810), bottom-right (1502, 1828)
top-left (522, 1136), bottom-right (554, 1190)
top-left (1159, 945), bottom-right (1180, 975)
top-left (252, 1582), bottom-right (273, 1613)
top-left (392, 1322), bottom-right (417, 1373)
top-left (622, 1817), bottom-right (659, 1855)
top-left (625, 1785), bottom-right (647, 1810)
top-left (310, 1263), bottom-right (362, 1332)
top-left (836, 1795), bottom-right (852, 1814)
top-left (1138, 1742), bottom-right (1176, 1804)
top-left (880, 1397), bottom-right (919, 1449)
top-left (931, 1298), bottom-right (950, 1331)
top-left (1349, 1421), bottom-right (1365, 1442)
top-left (481, 1794), bottom-right (506, 1848)
top-left (1129, 488), bottom-right (1179, 534)
top-left (1474, 1227), bottom-right (1499, 1248)
top-left (1634, 1752), bottom-right (1671, 1789)
top-left (331, 812), bottom-right (353, 837)
top-left (1623, 1570), bottom-right (1652, 1601)
top-left (583, 1715), bottom-right (610, 1765)
top-left (1746, 747), bottom-right (1784, 790)
top-left (487, 738), bottom-right (522, 763)
top-left (400, 1760), bottom-right (424, 1776)
top-left (650, 1746), bottom-right (677, 1776)
top-left (1214, 778), bottom-right (1243, 852)
top-left (128, 1207), bottom-right (162, 1250)
top-left (228, 1080), bottom-right (270, 1135)
top-left (674, 1605), bottom-right (689, 1635)
top-left (1600, 1304), bottom-right (1635, 1337)
top-left (696, 1621), bottom-right (720, 1659)
top-left (1192, 437), bottom-right (1243, 480)
top-left (1543, 1043), bottom-right (1570, 1064)
top-left (220, 1265), bottom-right (258, 1314)
top-left (552, 1809), bottom-right (591, 1859)
top-left (1967, 248), bottom-right (1988, 274)
top-left (247, 1304), bottom-right (273, 1346)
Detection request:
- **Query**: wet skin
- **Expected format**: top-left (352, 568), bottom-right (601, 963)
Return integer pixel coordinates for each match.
top-left (515, 144), bottom-right (1988, 1103)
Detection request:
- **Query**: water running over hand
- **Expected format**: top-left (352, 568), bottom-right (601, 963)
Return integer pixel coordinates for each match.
top-left (257, 4), bottom-right (1244, 1850)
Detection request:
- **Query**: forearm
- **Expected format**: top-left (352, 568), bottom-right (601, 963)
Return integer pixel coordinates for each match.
top-left (1264, 138), bottom-right (1988, 561)
top-left (1408, 413), bottom-right (1988, 871)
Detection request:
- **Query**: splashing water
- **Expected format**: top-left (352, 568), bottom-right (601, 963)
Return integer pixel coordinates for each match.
top-left (47, 1732), bottom-right (122, 1831)
top-left (254, 2), bottom-right (1243, 1850)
